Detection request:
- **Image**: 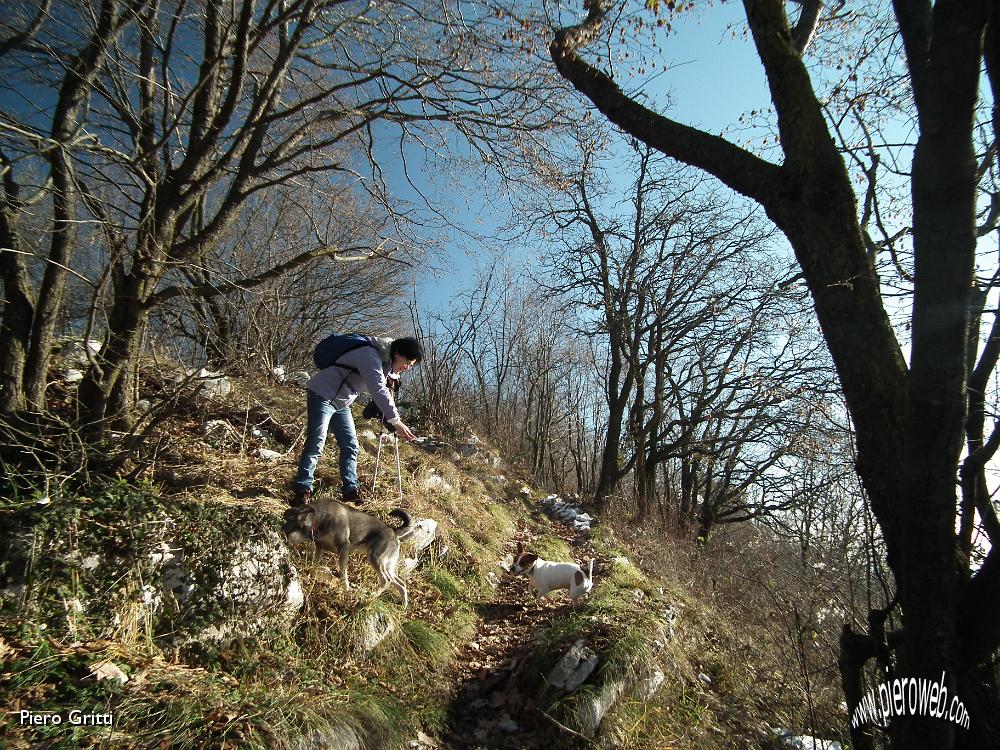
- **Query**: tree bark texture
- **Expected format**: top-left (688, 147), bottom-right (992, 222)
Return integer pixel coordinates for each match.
top-left (0, 162), bottom-right (34, 413)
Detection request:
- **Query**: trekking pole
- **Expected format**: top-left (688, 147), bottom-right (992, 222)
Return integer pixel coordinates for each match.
top-left (372, 430), bottom-right (386, 496)
top-left (393, 430), bottom-right (403, 503)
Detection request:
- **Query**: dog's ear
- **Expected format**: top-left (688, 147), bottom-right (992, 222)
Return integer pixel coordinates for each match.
top-left (299, 506), bottom-right (317, 528)
top-left (520, 553), bottom-right (539, 569)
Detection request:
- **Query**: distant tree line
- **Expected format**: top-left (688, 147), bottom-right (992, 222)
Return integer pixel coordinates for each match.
top-left (415, 140), bottom-right (842, 546)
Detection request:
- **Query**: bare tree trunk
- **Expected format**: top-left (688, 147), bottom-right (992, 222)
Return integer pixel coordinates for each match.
top-left (633, 441), bottom-right (648, 522)
top-left (78, 244), bottom-right (164, 431)
top-left (679, 452), bottom-right (699, 535)
top-left (696, 470), bottom-right (715, 545)
top-left (895, 14), bottom-right (979, 739)
top-left (23, 155), bottom-right (75, 408)
top-left (21, 0), bottom-right (134, 409)
top-left (0, 162), bottom-right (34, 413)
top-left (594, 390), bottom-right (627, 511)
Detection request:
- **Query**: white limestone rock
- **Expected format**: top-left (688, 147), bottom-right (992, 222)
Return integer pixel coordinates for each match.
top-left (180, 368), bottom-right (232, 398)
top-left (420, 470), bottom-right (454, 493)
top-left (575, 678), bottom-right (626, 736)
top-left (300, 725), bottom-right (363, 750)
top-left (547, 639), bottom-right (600, 694)
top-left (771, 729), bottom-right (843, 750)
top-left (62, 338), bottom-right (102, 366)
top-left (288, 370), bottom-right (311, 387)
top-left (362, 611), bottom-right (395, 651)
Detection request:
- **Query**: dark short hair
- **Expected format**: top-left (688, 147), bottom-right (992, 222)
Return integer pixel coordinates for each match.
top-left (390, 336), bottom-right (423, 363)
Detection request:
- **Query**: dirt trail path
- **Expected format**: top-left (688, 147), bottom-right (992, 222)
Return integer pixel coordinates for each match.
top-left (436, 527), bottom-right (598, 750)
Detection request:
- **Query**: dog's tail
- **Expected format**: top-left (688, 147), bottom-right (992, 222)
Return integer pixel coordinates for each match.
top-left (587, 559), bottom-right (595, 580)
top-left (390, 508), bottom-right (415, 539)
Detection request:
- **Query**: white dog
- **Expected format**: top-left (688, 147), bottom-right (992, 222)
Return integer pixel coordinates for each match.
top-left (510, 541), bottom-right (595, 603)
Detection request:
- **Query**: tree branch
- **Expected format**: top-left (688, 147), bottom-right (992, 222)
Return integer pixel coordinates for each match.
top-left (891, 0), bottom-right (934, 114)
top-left (789, 0), bottom-right (823, 55)
top-left (549, 0), bottom-right (782, 204)
top-left (144, 242), bottom-right (396, 308)
top-left (0, 0), bottom-right (53, 59)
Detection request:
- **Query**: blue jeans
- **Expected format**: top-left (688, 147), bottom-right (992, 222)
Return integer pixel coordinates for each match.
top-left (294, 389), bottom-right (359, 494)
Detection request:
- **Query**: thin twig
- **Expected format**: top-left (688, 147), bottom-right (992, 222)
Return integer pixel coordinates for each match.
top-left (535, 707), bottom-right (595, 745)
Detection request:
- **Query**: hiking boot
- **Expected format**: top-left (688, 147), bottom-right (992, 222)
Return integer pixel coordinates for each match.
top-left (342, 487), bottom-right (362, 504)
top-left (290, 487), bottom-right (313, 507)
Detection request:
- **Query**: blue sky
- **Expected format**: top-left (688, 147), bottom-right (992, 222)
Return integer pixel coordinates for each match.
top-left (406, 2), bottom-right (772, 314)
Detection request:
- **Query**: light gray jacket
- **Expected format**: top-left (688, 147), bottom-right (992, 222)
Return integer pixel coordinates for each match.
top-left (306, 336), bottom-right (401, 424)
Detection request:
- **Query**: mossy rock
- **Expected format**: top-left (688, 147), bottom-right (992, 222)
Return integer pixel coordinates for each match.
top-left (1, 481), bottom-right (301, 655)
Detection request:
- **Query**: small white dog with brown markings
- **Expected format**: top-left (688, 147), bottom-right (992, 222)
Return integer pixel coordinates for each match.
top-left (510, 541), bottom-right (595, 603)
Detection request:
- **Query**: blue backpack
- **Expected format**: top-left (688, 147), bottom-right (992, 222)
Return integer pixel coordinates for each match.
top-left (313, 333), bottom-right (374, 370)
